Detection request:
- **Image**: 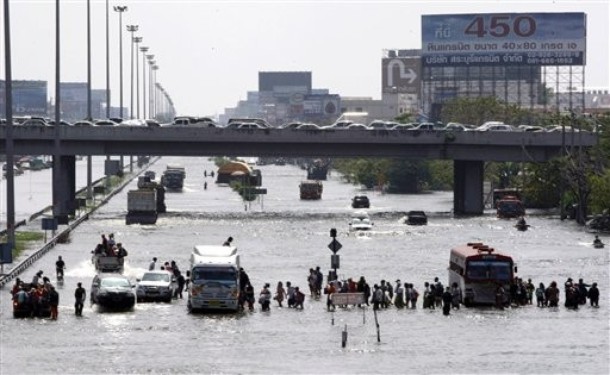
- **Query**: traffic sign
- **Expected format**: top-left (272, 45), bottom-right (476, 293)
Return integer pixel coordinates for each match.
top-left (328, 239), bottom-right (342, 254)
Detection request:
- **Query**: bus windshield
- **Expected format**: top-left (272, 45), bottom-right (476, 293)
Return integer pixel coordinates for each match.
top-left (466, 260), bottom-right (512, 281)
top-left (192, 267), bottom-right (236, 282)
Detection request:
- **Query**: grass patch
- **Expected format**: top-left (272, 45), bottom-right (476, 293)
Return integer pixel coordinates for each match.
top-left (1, 231), bottom-right (44, 258)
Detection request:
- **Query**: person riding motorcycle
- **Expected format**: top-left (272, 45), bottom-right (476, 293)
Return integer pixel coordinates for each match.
top-left (56, 256), bottom-right (66, 280)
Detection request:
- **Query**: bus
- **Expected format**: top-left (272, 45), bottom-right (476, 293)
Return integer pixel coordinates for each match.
top-left (448, 243), bottom-right (516, 306)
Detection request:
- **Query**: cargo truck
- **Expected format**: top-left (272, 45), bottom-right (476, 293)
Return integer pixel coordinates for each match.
top-left (299, 180), bottom-right (323, 200)
top-left (162, 165), bottom-right (185, 190)
top-left (126, 189), bottom-right (158, 224)
top-left (187, 245), bottom-right (241, 313)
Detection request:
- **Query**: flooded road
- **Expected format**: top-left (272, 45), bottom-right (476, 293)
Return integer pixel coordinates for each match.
top-left (1, 157), bottom-right (608, 374)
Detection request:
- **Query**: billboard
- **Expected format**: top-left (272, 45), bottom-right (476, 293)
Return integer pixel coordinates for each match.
top-left (422, 13), bottom-right (586, 67)
top-left (0, 80), bottom-right (47, 116)
top-left (382, 57), bottom-right (421, 94)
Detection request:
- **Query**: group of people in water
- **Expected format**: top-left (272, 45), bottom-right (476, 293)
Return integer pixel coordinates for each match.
top-left (10, 270), bottom-right (60, 319)
top-left (148, 258), bottom-right (188, 299)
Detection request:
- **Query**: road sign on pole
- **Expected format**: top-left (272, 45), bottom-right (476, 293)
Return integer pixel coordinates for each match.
top-left (328, 239), bottom-right (342, 254)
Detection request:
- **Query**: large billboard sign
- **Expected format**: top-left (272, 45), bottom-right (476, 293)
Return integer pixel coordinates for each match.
top-left (0, 80), bottom-right (47, 116)
top-left (382, 57), bottom-right (421, 95)
top-left (422, 13), bottom-right (586, 67)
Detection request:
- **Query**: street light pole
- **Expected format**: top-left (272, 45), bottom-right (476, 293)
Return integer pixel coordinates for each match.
top-left (113, 6), bottom-right (127, 119)
top-left (134, 37), bottom-right (142, 118)
top-left (140, 47), bottom-right (149, 118)
top-left (86, 0), bottom-right (93, 200)
top-left (126, 25), bottom-right (138, 119)
top-left (105, 0), bottom-right (110, 118)
top-left (147, 58), bottom-right (155, 119)
top-left (152, 64), bottom-right (159, 119)
top-left (53, 0), bottom-right (62, 218)
top-left (3, 0), bottom-right (16, 251)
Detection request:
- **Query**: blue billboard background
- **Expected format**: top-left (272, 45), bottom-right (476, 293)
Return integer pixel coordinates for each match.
top-left (422, 13), bottom-right (586, 67)
top-left (0, 80), bottom-right (48, 116)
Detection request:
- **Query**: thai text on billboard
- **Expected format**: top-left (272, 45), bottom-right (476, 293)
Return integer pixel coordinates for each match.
top-left (421, 13), bottom-right (586, 67)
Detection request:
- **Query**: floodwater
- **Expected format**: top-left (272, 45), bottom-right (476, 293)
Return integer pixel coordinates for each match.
top-left (1, 157), bottom-right (608, 374)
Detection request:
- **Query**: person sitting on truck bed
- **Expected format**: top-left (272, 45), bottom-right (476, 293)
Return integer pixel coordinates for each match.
top-left (116, 243), bottom-right (128, 258)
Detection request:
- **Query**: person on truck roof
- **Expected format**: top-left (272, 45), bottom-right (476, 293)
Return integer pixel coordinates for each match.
top-left (223, 237), bottom-right (233, 246)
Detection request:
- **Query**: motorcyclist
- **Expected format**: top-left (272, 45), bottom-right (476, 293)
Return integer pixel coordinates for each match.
top-left (56, 256), bottom-right (66, 280)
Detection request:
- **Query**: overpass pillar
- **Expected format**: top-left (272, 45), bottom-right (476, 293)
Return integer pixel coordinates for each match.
top-left (453, 160), bottom-right (484, 215)
top-left (52, 155), bottom-right (76, 223)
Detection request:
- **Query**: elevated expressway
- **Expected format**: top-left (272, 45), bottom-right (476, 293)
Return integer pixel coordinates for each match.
top-left (0, 126), bottom-right (597, 218)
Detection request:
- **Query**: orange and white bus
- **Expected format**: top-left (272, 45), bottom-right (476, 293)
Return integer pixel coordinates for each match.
top-left (448, 243), bottom-right (516, 306)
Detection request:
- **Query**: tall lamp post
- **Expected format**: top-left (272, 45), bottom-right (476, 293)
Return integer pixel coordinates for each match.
top-left (134, 37), bottom-right (142, 118)
top-left (113, 6), bottom-right (127, 119)
top-left (147, 58), bottom-right (155, 119)
top-left (126, 25), bottom-right (138, 119)
top-left (139, 46), bottom-right (149, 118)
top-left (152, 64), bottom-right (159, 119)
top-left (86, 0), bottom-right (93, 200)
top-left (140, 47), bottom-right (150, 118)
top-left (3, 0), bottom-right (16, 253)
top-left (105, 0), bottom-right (110, 118)
top-left (113, 5), bottom-right (127, 171)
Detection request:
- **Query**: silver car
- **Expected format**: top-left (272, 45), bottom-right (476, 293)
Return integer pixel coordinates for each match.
top-left (136, 270), bottom-right (176, 302)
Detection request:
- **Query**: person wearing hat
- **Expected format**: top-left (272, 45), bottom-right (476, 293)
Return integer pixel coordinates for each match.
top-left (74, 282), bottom-right (86, 316)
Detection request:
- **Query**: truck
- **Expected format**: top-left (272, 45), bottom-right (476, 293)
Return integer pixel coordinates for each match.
top-left (91, 253), bottom-right (125, 273)
top-left (162, 165), bottom-right (186, 190)
top-left (299, 180), bottom-right (323, 200)
top-left (126, 189), bottom-right (158, 225)
top-left (187, 245), bottom-right (241, 313)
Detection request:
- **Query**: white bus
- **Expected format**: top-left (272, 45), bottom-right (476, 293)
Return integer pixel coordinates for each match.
top-left (448, 243), bottom-right (516, 306)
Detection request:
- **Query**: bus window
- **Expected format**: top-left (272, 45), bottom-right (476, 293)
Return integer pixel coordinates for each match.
top-left (466, 261), bottom-right (512, 281)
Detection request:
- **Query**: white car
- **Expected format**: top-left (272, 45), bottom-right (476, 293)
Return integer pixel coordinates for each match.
top-left (136, 270), bottom-right (176, 302)
top-left (476, 122), bottom-right (514, 131)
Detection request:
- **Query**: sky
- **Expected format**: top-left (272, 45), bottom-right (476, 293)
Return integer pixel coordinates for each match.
top-left (0, 0), bottom-right (608, 117)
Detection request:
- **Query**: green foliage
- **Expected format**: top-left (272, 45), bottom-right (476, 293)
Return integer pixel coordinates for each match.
top-left (440, 96), bottom-right (539, 126)
top-left (394, 113), bottom-right (414, 124)
top-left (427, 160), bottom-right (453, 190)
top-left (589, 171), bottom-right (610, 213)
top-left (0, 231), bottom-right (44, 258)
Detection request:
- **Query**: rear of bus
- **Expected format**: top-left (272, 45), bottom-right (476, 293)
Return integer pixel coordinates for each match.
top-left (449, 243), bottom-right (515, 306)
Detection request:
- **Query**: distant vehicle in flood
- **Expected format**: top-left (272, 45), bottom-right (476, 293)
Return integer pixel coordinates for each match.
top-left (299, 180), bottom-right (323, 200)
top-left (406, 210), bottom-right (427, 225)
top-left (496, 195), bottom-right (525, 219)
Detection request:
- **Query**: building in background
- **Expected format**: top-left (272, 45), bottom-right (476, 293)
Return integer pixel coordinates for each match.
top-left (220, 71), bottom-right (340, 126)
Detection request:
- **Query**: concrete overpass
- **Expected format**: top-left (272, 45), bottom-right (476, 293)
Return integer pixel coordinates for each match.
top-left (0, 126), bottom-right (598, 218)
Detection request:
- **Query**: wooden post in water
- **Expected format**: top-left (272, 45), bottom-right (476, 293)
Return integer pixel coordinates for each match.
top-left (341, 324), bottom-right (348, 348)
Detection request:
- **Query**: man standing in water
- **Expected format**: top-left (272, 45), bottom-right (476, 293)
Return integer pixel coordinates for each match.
top-left (74, 282), bottom-right (86, 316)
top-left (49, 286), bottom-right (59, 320)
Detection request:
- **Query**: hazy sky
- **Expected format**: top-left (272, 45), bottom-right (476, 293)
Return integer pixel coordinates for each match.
top-left (1, 0), bottom-right (608, 117)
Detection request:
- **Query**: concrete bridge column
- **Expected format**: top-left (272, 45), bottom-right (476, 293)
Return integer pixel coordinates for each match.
top-left (52, 155), bottom-right (76, 224)
top-left (453, 160), bottom-right (484, 215)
